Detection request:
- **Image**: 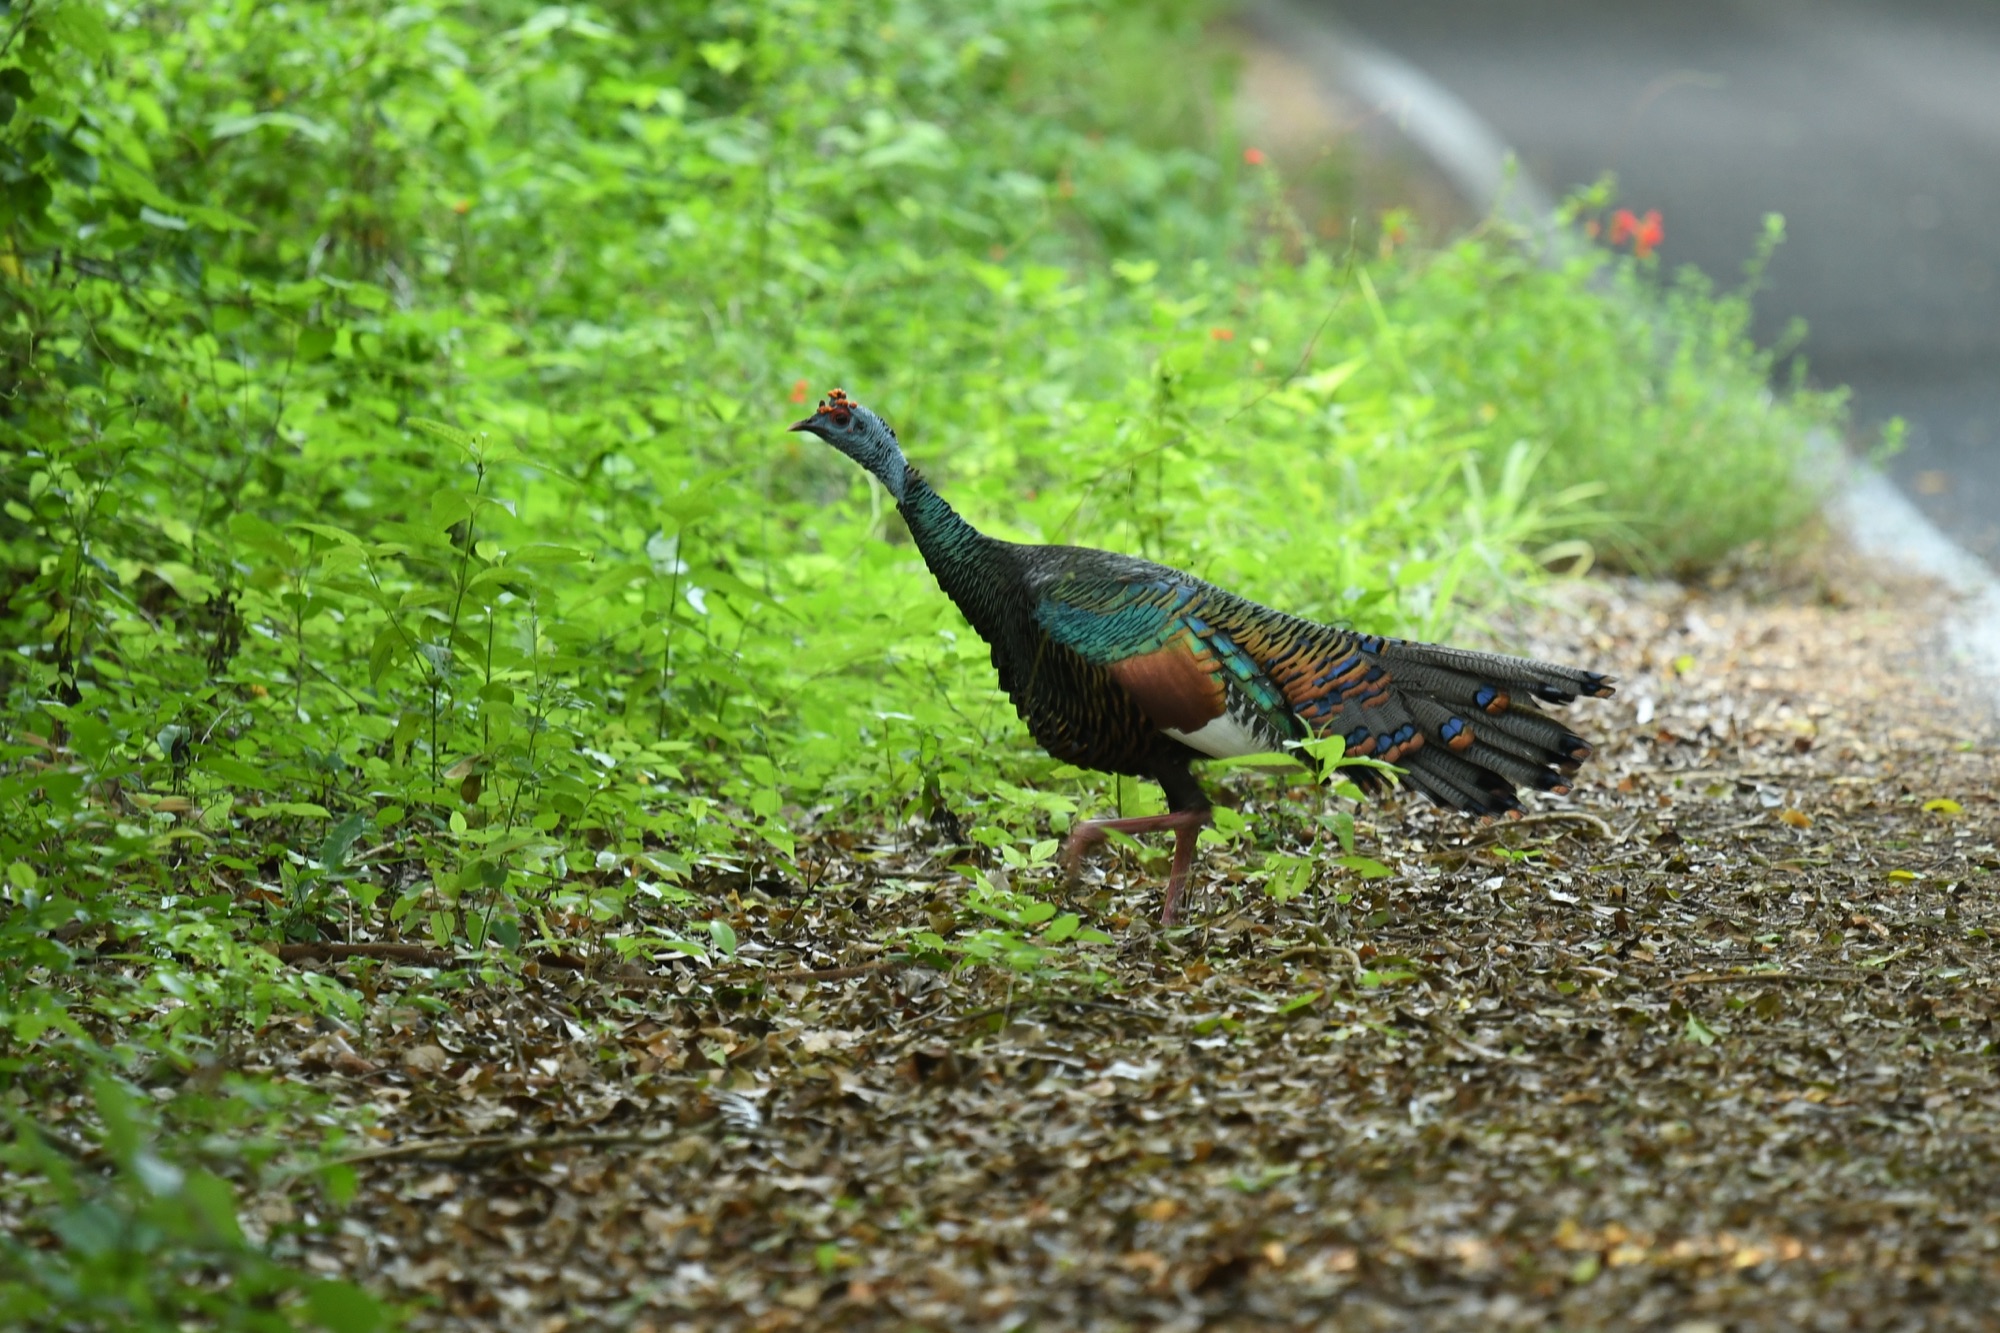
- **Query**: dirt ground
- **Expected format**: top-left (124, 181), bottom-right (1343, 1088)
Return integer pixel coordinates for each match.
top-left (266, 548), bottom-right (2000, 1332)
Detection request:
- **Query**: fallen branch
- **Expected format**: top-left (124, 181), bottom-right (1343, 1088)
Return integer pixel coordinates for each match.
top-left (279, 942), bottom-right (591, 971)
top-left (1268, 942), bottom-right (1365, 974)
top-left (277, 942), bottom-right (450, 966)
top-left (1667, 969), bottom-right (1848, 987)
top-left (1478, 810), bottom-right (1620, 842)
top-left (529, 953), bottom-right (590, 972)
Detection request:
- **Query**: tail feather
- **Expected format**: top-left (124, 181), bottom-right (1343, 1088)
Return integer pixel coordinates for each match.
top-left (1402, 766), bottom-right (1491, 816)
top-left (1471, 709), bottom-right (1592, 770)
top-left (1463, 739), bottom-right (1567, 793)
top-left (1304, 634), bottom-right (1614, 820)
top-left (1379, 641), bottom-right (1614, 705)
top-left (1403, 746), bottom-right (1522, 816)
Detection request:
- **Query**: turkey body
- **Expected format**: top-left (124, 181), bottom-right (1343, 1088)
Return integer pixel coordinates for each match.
top-left (790, 389), bottom-right (1613, 920)
top-left (898, 467), bottom-right (1610, 820)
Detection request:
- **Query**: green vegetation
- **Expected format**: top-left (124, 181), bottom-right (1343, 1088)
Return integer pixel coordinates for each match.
top-left (0, 0), bottom-right (1838, 1324)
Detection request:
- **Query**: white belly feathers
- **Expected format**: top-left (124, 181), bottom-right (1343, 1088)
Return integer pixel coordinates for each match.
top-left (1164, 712), bottom-right (1272, 760)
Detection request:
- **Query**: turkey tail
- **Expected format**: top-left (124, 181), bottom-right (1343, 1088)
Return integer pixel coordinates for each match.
top-left (1298, 635), bottom-right (1614, 819)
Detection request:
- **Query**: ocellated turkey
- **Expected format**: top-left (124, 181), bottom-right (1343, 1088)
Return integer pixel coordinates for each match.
top-left (791, 390), bottom-right (1614, 923)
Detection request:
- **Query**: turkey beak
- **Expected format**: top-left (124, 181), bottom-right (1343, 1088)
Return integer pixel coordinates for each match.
top-left (787, 417), bottom-right (818, 434)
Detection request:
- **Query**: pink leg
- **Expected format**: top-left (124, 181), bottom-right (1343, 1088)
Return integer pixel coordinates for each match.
top-left (1059, 809), bottom-right (1213, 925)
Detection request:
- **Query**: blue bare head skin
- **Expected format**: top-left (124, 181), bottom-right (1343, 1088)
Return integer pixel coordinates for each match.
top-left (788, 388), bottom-right (908, 503)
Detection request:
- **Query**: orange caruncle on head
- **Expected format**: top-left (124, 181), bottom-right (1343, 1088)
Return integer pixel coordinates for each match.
top-left (813, 388), bottom-right (855, 426)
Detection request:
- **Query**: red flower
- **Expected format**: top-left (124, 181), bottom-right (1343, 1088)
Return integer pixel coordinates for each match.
top-left (789, 378), bottom-right (809, 403)
top-left (1210, 327), bottom-right (1234, 341)
top-left (1633, 210), bottom-right (1663, 257)
top-left (1609, 208), bottom-right (1663, 258)
top-left (1243, 147), bottom-right (1266, 166)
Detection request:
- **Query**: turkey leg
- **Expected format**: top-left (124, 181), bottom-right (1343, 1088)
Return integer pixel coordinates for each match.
top-left (1059, 808), bottom-right (1213, 925)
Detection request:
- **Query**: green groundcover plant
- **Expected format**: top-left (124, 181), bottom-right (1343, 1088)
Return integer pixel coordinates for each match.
top-left (0, 0), bottom-right (1838, 1324)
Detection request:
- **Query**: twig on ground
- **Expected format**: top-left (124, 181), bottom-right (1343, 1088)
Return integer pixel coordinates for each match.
top-left (1667, 969), bottom-right (1851, 987)
top-left (1473, 810), bottom-right (1620, 842)
top-left (1269, 942), bottom-right (1366, 975)
top-left (277, 942), bottom-right (451, 966)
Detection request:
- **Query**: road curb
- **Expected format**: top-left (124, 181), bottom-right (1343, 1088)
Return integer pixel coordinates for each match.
top-left (1245, 0), bottom-right (2000, 703)
top-left (1827, 455), bottom-right (2000, 684)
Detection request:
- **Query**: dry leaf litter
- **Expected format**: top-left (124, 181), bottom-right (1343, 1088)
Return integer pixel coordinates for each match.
top-left (247, 549), bottom-right (2000, 1331)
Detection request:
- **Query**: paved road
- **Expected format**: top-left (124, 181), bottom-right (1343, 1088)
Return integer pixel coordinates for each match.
top-left (1318, 0), bottom-right (2000, 563)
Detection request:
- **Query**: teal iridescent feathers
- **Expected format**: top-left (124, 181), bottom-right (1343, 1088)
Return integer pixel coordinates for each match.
top-left (1036, 578), bottom-right (1295, 721)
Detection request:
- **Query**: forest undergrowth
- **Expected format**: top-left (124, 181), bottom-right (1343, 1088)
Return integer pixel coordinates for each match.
top-left (0, 0), bottom-right (1861, 1325)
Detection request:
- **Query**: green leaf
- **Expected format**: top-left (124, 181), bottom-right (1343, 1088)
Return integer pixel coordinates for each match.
top-left (465, 565), bottom-right (531, 596)
top-left (297, 326), bottom-right (337, 361)
top-left (368, 624), bottom-right (400, 686)
top-left (202, 755), bottom-right (276, 791)
top-left (292, 522), bottom-right (365, 548)
top-left (509, 543), bottom-right (590, 565)
top-left (1262, 855), bottom-right (1313, 904)
top-left (210, 111), bottom-right (336, 145)
top-left (1278, 989), bottom-right (1321, 1014)
top-left (707, 919), bottom-right (738, 958)
top-left (184, 201), bottom-right (260, 232)
top-left (655, 937), bottom-right (707, 959)
top-left (48, 2), bottom-right (113, 55)
top-left (698, 39), bottom-right (747, 74)
top-left (320, 1162), bottom-right (359, 1207)
top-left (228, 512), bottom-right (296, 560)
top-left (1228, 1163), bottom-right (1299, 1192)
top-left (319, 811), bottom-right (369, 871)
top-left (306, 1279), bottom-right (391, 1333)
top-left (181, 1169), bottom-right (246, 1244)
top-left (429, 491), bottom-right (477, 531)
top-left (407, 417), bottom-right (480, 450)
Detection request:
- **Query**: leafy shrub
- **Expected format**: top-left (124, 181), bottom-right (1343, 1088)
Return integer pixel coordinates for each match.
top-left (0, 0), bottom-right (1834, 1323)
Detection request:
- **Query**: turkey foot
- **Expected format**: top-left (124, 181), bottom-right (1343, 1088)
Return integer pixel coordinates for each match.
top-left (1059, 809), bottom-right (1213, 925)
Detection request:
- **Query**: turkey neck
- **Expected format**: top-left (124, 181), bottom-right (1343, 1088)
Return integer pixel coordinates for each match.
top-left (896, 468), bottom-right (1018, 641)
